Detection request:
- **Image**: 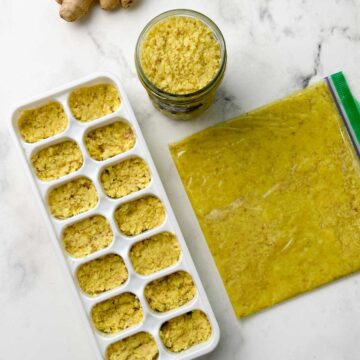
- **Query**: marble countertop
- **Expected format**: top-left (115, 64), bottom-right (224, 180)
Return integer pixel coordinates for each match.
top-left (1, 0), bottom-right (360, 359)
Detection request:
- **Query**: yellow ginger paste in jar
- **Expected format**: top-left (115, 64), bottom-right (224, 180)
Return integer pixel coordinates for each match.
top-left (140, 16), bottom-right (221, 94)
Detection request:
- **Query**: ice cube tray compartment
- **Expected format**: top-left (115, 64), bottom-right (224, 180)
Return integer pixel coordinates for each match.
top-left (9, 72), bottom-right (219, 360)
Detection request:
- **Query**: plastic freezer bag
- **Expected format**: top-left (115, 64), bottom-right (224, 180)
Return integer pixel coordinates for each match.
top-left (170, 72), bottom-right (360, 317)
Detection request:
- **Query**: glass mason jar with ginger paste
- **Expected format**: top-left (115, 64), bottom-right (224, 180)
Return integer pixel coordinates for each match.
top-left (135, 9), bottom-right (227, 120)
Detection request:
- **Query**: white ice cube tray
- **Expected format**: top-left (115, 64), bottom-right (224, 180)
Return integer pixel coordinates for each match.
top-left (9, 72), bottom-right (220, 360)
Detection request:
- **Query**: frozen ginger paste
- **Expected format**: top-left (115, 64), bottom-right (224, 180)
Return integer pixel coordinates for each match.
top-left (101, 158), bottom-right (151, 198)
top-left (130, 232), bottom-right (180, 275)
top-left (85, 121), bottom-right (135, 161)
top-left (141, 16), bottom-right (221, 94)
top-left (114, 196), bottom-right (165, 236)
top-left (170, 81), bottom-right (360, 317)
top-left (62, 215), bottom-right (113, 258)
top-left (160, 310), bottom-right (211, 352)
top-left (18, 102), bottom-right (67, 143)
top-left (48, 177), bottom-right (98, 219)
top-left (31, 140), bottom-right (83, 181)
top-left (145, 271), bottom-right (196, 312)
top-left (77, 254), bottom-right (128, 296)
top-left (107, 332), bottom-right (159, 360)
top-left (69, 84), bottom-right (120, 122)
top-left (92, 292), bottom-right (143, 334)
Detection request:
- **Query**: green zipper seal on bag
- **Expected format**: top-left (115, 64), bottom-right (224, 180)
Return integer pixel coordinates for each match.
top-left (327, 71), bottom-right (360, 156)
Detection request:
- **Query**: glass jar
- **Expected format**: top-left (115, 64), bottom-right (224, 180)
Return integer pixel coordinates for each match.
top-left (135, 9), bottom-right (227, 120)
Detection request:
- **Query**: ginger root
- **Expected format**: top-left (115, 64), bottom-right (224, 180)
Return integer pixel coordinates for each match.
top-left (120, 0), bottom-right (133, 8)
top-left (59, 0), bottom-right (94, 22)
top-left (57, 0), bottom-right (133, 22)
top-left (99, 0), bottom-right (133, 10)
top-left (99, 0), bottom-right (120, 10)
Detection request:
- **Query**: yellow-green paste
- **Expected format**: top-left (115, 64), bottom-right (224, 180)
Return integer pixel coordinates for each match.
top-left (62, 215), bottom-right (113, 258)
top-left (77, 254), bottom-right (128, 296)
top-left (145, 271), bottom-right (196, 312)
top-left (85, 121), bottom-right (135, 161)
top-left (114, 196), bottom-right (165, 236)
top-left (141, 16), bottom-right (221, 94)
top-left (91, 292), bottom-right (143, 334)
top-left (107, 332), bottom-right (159, 360)
top-left (69, 84), bottom-right (120, 122)
top-left (160, 310), bottom-right (212, 352)
top-left (101, 157), bottom-right (151, 198)
top-left (48, 177), bottom-right (98, 219)
top-left (31, 140), bottom-right (83, 181)
top-left (129, 232), bottom-right (181, 275)
top-left (18, 102), bottom-right (68, 143)
top-left (170, 81), bottom-right (360, 317)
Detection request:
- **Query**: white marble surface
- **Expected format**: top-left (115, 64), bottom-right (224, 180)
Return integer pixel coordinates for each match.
top-left (0, 0), bottom-right (360, 359)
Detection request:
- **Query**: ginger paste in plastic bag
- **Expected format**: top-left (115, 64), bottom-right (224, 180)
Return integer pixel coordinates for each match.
top-left (170, 73), bottom-right (360, 317)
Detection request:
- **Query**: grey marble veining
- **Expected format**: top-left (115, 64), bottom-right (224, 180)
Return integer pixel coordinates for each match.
top-left (0, 0), bottom-right (360, 359)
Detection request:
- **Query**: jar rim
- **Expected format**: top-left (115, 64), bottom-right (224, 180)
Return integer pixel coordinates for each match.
top-left (135, 9), bottom-right (227, 100)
